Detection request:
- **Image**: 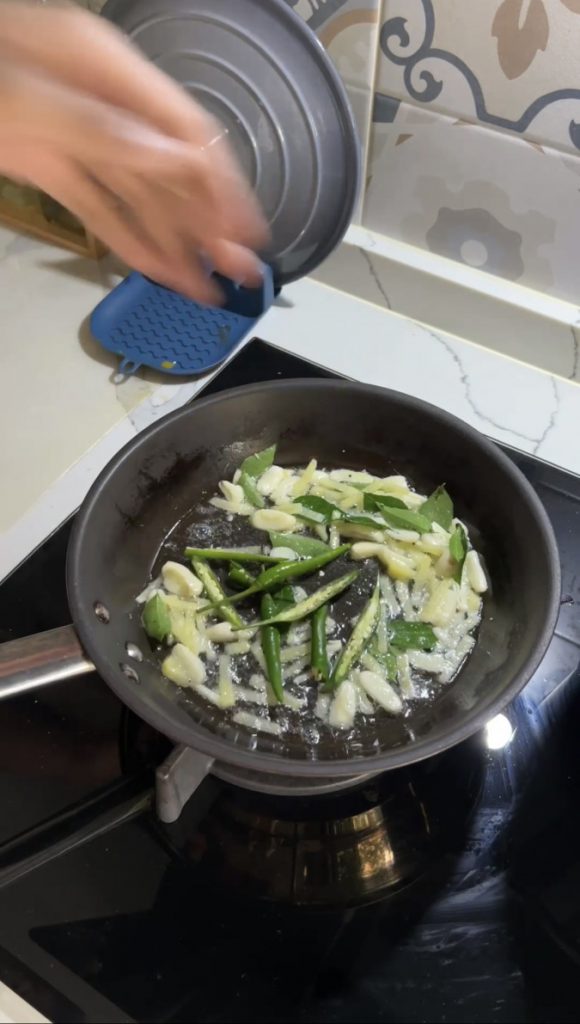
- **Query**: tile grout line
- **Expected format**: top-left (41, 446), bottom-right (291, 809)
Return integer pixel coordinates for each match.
top-left (569, 325), bottom-right (580, 381)
top-left (372, 89), bottom-right (580, 161)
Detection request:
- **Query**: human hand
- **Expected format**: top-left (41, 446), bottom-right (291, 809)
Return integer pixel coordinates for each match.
top-left (0, 4), bottom-right (269, 303)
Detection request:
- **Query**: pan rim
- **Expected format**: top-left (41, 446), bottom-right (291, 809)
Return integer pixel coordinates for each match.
top-left (67, 378), bottom-right (562, 776)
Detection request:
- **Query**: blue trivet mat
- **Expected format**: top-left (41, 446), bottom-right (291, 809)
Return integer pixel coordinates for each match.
top-left (90, 267), bottom-right (274, 376)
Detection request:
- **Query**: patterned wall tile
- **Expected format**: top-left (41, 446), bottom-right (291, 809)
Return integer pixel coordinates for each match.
top-left (287, 0), bottom-right (380, 91)
top-left (284, 1), bottom-right (381, 218)
top-left (378, 0), bottom-right (580, 154)
top-left (363, 100), bottom-right (580, 303)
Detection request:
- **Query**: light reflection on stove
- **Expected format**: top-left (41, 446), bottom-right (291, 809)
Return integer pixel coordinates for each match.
top-left (485, 713), bottom-right (515, 750)
top-left (176, 740), bottom-right (486, 908)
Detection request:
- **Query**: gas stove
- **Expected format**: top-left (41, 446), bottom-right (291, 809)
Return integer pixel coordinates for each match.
top-left (1, 339), bottom-right (580, 1023)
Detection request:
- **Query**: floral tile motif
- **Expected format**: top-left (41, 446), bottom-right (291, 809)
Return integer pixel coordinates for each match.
top-left (363, 100), bottom-right (580, 303)
top-left (378, 0), bottom-right (580, 153)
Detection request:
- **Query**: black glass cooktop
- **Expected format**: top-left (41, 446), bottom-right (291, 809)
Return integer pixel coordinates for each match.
top-left (1, 339), bottom-right (580, 1024)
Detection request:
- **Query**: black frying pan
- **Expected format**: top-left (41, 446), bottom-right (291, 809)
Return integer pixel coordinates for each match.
top-left (0, 381), bottom-right (561, 780)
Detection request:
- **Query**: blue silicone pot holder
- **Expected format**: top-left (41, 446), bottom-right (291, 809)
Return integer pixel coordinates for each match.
top-left (90, 267), bottom-right (274, 377)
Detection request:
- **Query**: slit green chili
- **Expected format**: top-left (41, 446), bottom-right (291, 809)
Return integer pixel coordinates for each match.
top-left (327, 580), bottom-right (381, 691)
top-left (190, 557), bottom-right (244, 630)
top-left (185, 547), bottom-right (284, 564)
top-left (244, 571), bottom-right (358, 629)
top-left (198, 544), bottom-right (351, 612)
top-left (228, 562), bottom-right (255, 590)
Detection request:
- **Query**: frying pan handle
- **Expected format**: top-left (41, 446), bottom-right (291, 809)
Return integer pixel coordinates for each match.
top-left (156, 744), bottom-right (215, 823)
top-left (0, 624), bottom-right (94, 700)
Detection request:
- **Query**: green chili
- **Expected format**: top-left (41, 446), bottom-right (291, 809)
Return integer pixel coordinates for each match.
top-left (327, 581), bottom-right (381, 691)
top-left (185, 547), bottom-right (283, 564)
top-left (142, 593), bottom-right (171, 642)
top-left (244, 570), bottom-right (358, 629)
top-left (260, 594), bottom-right (284, 703)
top-left (239, 471), bottom-right (264, 508)
top-left (270, 585), bottom-right (296, 636)
top-left (228, 562), bottom-right (255, 590)
top-left (190, 557), bottom-right (244, 629)
top-left (449, 523), bottom-right (468, 582)
top-left (269, 532), bottom-right (329, 557)
top-left (311, 604), bottom-right (330, 682)
top-left (199, 545), bottom-right (351, 612)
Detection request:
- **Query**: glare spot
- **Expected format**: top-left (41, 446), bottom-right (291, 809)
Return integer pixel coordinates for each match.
top-left (460, 239), bottom-right (488, 267)
top-left (485, 713), bottom-right (514, 750)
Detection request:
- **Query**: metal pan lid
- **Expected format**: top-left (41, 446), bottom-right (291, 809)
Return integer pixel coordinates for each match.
top-left (102, 0), bottom-right (360, 285)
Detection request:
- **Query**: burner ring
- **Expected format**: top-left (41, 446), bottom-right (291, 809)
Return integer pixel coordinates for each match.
top-left (211, 761), bottom-right (382, 797)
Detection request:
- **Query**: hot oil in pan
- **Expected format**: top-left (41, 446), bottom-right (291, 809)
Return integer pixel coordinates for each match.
top-left (140, 462), bottom-right (484, 763)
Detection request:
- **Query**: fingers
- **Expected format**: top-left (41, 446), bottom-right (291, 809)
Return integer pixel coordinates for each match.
top-left (7, 69), bottom-right (214, 188)
top-left (0, 23), bottom-right (271, 293)
top-left (34, 154), bottom-right (223, 304)
top-left (203, 238), bottom-right (264, 288)
top-left (201, 133), bottom-right (269, 250)
top-left (16, 72), bottom-right (268, 255)
top-left (3, 67), bottom-right (256, 254)
top-left (94, 165), bottom-right (264, 290)
top-left (0, 5), bottom-right (270, 248)
top-left (92, 163), bottom-right (258, 286)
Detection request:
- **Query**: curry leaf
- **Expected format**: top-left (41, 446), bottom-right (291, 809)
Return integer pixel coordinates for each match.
top-left (364, 493), bottom-right (408, 513)
top-left (381, 507), bottom-right (431, 533)
top-left (343, 512), bottom-right (386, 529)
top-left (364, 493), bottom-right (430, 532)
top-left (388, 621), bottom-right (437, 652)
top-left (419, 485), bottom-right (454, 532)
top-left (298, 495), bottom-right (342, 523)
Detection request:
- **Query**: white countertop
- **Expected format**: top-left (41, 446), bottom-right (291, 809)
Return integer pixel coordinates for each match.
top-left (0, 984), bottom-right (47, 1024)
top-left (1, 232), bottom-right (580, 583)
top-left (1, 227), bottom-right (580, 1023)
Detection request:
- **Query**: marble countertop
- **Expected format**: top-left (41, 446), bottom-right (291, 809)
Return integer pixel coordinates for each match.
top-left (0, 985), bottom-right (47, 1024)
top-left (1, 230), bottom-right (580, 583)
